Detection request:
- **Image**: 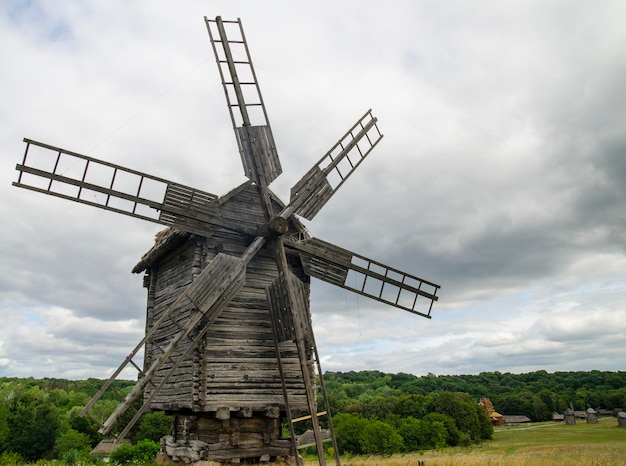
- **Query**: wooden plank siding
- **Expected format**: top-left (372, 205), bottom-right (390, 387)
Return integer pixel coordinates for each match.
top-left (141, 182), bottom-right (312, 414)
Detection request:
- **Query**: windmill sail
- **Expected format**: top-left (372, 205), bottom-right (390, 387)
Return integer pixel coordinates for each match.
top-left (205, 16), bottom-right (281, 186)
top-left (13, 139), bottom-right (234, 236)
top-left (287, 237), bottom-right (440, 318)
top-left (289, 110), bottom-right (383, 220)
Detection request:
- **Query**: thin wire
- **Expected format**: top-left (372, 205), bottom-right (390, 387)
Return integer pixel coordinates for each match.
top-left (86, 59), bottom-right (210, 155)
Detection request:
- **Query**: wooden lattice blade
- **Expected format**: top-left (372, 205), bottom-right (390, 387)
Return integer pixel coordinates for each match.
top-left (285, 237), bottom-right (440, 318)
top-left (205, 17), bottom-right (282, 187)
top-left (13, 138), bottom-right (256, 236)
top-left (287, 110), bottom-right (383, 221)
top-left (267, 270), bottom-right (312, 344)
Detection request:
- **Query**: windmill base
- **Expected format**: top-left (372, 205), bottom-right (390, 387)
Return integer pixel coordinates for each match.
top-left (160, 412), bottom-right (295, 464)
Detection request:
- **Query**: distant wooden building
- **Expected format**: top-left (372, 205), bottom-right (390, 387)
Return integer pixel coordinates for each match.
top-left (552, 412), bottom-right (564, 422)
top-left (618, 412), bottom-right (626, 427)
top-left (479, 397), bottom-right (504, 427)
top-left (564, 408), bottom-right (576, 425)
top-left (502, 415), bottom-right (531, 426)
top-left (90, 439), bottom-right (131, 459)
top-left (586, 408), bottom-right (598, 424)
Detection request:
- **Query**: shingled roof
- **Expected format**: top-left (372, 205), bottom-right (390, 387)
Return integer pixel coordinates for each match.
top-left (90, 439), bottom-right (131, 456)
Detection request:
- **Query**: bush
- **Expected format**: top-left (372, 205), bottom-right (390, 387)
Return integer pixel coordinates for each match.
top-left (133, 440), bottom-right (161, 462)
top-left (0, 452), bottom-right (24, 466)
top-left (109, 439), bottom-right (160, 465)
top-left (59, 449), bottom-right (90, 466)
top-left (55, 428), bottom-right (92, 457)
top-left (109, 443), bottom-right (135, 464)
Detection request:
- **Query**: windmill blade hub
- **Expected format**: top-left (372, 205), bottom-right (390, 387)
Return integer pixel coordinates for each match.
top-left (256, 216), bottom-right (289, 239)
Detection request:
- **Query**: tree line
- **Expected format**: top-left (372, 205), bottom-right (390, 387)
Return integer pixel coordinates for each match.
top-left (324, 369), bottom-right (626, 422)
top-left (0, 370), bottom-right (624, 462)
top-left (0, 378), bottom-right (169, 463)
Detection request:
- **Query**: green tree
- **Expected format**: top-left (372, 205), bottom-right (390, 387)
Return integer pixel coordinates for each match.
top-left (136, 411), bottom-right (172, 442)
top-left (428, 391), bottom-right (488, 442)
top-left (55, 428), bottom-right (92, 457)
top-left (333, 413), bottom-right (368, 454)
top-left (396, 394), bottom-right (428, 419)
top-left (394, 417), bottom-right (429, 451)
top-left (359, 420), bottom-right (403, 455)
top-left (0, 402), bottom-right (9, 450)
top-left (67, 406), bottom-right (100, 447)
top-left (473, 402), bottom-right (494, 439)
top-left (422, 412), bottom-right (462, 447)
top-left (5, 386), bottom-right (60, 460)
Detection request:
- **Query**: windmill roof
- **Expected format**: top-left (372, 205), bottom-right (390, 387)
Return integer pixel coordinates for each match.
top-left (132, 227), bottom-right (190, 273)
top-left (503, 415), bottom-right (531, 424)
top-left (132, 180), bottom-right (309, 273)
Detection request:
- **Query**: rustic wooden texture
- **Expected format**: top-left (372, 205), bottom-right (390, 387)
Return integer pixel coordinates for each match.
top-left (14, 139), bottom-right (231, 238)
top-left (164, 413), bottom-right (292, 462)
top-left (236, 125), bottom-right (282, 185)
top-left (288, 236), bottom-right (439, 318)
top-left (288, 110), bottom-right (382, 221)
top-left (143, 182), bottom-right (311, 414)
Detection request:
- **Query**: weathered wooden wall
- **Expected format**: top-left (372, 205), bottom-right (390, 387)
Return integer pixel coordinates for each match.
top-left (142, 182), bottom-right (311, 415)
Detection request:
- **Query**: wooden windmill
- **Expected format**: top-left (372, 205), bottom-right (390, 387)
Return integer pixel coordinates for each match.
top-left (13, 17), bottom-right (440, 465)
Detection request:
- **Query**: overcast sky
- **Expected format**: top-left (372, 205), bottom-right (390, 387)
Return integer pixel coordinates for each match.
top-left (1, 0), bottom-right (625, 380)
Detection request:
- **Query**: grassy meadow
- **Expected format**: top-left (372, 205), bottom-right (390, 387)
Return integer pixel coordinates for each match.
top-left (301, 417), bottom-right (626, 465)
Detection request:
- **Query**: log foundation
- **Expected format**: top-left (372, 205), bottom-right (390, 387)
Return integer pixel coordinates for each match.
top-left (161, 410), bottom-right (295, 464)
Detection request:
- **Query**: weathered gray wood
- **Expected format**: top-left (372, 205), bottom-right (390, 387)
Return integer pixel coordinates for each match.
top-left (140, 187), bottom-right (311, 419)
top-left (14, 139), bottom-right (231, 237)
top-left (236, 125), bottom-right (282, 185)
top-left (288, 110), bottom-right (382, 220)
top-left (288, 236), bottom-right (440, 318)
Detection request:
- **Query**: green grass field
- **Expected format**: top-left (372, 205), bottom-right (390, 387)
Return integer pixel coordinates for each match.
top-left (303, 417), bottom-right (626, 465)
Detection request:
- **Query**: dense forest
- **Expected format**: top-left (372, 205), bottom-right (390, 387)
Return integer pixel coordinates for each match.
top-left (324, 369), bottom-right (626, 421)
top-left (0, 370), bottom-right (624, 463)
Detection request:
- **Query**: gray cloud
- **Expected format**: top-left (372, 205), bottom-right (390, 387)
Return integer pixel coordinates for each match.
top-left (1, 0), bottom-right (626, 379)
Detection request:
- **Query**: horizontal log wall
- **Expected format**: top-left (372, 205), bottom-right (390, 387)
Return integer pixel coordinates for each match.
top-left (144, 183), bottom-right (311, 414)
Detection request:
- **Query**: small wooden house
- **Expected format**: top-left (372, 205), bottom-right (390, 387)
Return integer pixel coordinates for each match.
top-left (564, 408), bottom-right (576, 425)
top-left (618, 412), bottom-right (626, 427)
top-left (502, 415), bottom-right (531, 426)
top-left (133, 183), bottom-right (314, 463)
